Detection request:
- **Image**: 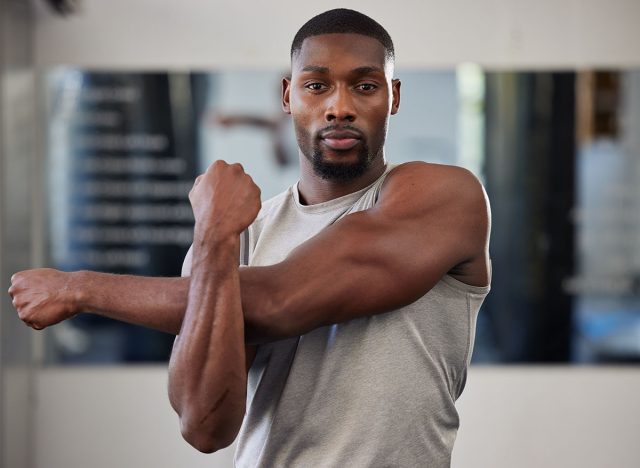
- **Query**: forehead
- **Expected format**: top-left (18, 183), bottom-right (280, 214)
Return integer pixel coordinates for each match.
top-left (292, 33), bottom-right (389, 76)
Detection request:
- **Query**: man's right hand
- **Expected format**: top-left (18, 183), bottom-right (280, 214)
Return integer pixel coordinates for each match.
top-left (8, 268), bottom-right (81, 330)
top-left (189, 160), bottom-right (261, 245)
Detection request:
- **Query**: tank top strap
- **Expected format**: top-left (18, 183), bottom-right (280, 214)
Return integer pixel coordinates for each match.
top-left (372, 162), bottom-right (400, 203)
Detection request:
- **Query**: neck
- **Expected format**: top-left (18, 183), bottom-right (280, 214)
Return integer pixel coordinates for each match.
top-left (296, 153), bottom-right (387, 205)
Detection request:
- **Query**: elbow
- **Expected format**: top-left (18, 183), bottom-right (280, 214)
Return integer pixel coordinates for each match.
top-left (180, 417), bottom-right (237, 453)
top-left (168, 375), bottom-right (244, 453)
top-left (245, 297), bottom-right (300, 342)
top-left (244, 268), bottom-right (299, 342)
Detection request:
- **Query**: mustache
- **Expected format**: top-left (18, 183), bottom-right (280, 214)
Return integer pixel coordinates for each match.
top-left (316, 125), bottom-right (364, 139)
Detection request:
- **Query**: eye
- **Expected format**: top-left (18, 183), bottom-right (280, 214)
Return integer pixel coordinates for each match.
top-left (356, 83), bottom-right (377, 92)
top-left (305, 82), bottom-right (327, 92)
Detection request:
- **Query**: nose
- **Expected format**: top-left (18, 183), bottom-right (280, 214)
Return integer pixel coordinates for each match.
top-left (324, 86), bottom-right (356, 123)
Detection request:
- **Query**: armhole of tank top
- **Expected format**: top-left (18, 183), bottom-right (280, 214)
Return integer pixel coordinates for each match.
top-left (446, 291), bottom-right (472, 401)
top-left (373, 168), bottom-right (391, 203)
top-left (239, 227), bottom-right (250, 266)
top-left (459, 292), bottom-right (473, 399)
top-left (373, 163), bottom-right (402, 204)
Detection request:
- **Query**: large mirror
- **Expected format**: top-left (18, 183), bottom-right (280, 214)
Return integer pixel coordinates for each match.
top-left (42, 68), bottom-right (640, 365)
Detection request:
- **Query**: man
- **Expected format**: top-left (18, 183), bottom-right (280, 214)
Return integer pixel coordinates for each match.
top-left (9, 8), bottom-right (491, 467)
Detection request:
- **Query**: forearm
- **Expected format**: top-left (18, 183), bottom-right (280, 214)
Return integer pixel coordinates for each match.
top-left (57, 220), bottom-right (410, 344)
top-left (63, 232), bottom-right (402, 343)
top-left (72, 271), bottom-right (188, 335)
top-left (69, 269), bottom-right (277, 340)
top-left (168, 235), bottom-right (246, 452)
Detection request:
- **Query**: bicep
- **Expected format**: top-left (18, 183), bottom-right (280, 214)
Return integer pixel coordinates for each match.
top-left (277, 210), bottom-right (458, 326)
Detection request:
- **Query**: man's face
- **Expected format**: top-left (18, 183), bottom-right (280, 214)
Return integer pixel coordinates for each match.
top-left (283, 33), bottom-right (400, 181)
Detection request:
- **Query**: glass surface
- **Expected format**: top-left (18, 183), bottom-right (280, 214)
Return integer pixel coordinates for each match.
top-left (42, 68), bottom-right (640, 365)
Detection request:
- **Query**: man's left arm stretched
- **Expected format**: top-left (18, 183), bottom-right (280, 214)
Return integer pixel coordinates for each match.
top-left (9, 162), bottom-right (489, 344)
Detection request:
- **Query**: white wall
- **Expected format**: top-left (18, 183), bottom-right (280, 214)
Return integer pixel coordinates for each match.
top-left (453, 367), bottom-right (640, 468)
top-left (36, 366), bottom-right (640, 468)
top-left (34, 0), bottom-right (640, 70)
top-left (35, 367), bottom-right (235, 468)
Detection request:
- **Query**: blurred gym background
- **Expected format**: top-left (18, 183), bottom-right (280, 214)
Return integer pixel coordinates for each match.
top-left (1, 1), bottom-right (639, 467)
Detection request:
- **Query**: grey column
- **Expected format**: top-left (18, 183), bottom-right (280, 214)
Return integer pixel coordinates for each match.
top-left (0, 0), bottom-right (37, 467)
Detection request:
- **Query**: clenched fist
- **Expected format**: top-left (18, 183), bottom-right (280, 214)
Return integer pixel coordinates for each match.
top-left (190, 160), bottom-right (261, 242)
top-left (8, 268), bottom-right (80, 330)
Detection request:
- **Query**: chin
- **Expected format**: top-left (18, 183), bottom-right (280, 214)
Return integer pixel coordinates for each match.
top-left (311, 151), bottom-right (370, 181)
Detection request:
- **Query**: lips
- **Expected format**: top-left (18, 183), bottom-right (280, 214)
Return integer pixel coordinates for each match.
top-left (322, 137), bottom-right (360, 150)
top-left (319, 129), bottom-right (362, 151)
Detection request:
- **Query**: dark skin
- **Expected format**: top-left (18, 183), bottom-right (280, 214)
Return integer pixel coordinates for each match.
top-left (286, 34), bottom-right (396, 203)
top-left (8, 33), bottom-right (490, 452)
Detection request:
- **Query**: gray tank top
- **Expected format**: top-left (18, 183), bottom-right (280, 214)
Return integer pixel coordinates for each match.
top-left (235, 164), bottom-right (489, 467)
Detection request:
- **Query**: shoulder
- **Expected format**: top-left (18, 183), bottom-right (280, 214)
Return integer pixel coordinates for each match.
top-left (387, 161), bottom-right (478, 182)
top-left (376, 162), bottom-right (490, 274)
top-left (379, 162), bottom-right (488, 217)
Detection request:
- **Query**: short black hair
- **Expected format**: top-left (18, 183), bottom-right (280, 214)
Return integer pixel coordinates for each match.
top-left (291, 9), bottom-right (394, 62)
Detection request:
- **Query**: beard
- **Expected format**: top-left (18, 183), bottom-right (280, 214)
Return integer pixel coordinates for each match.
top-left (310, 139), bottom-right (373, 181)
top-left (295, 122), bottom-right (378, 182)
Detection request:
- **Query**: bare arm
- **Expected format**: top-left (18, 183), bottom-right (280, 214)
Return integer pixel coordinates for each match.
top-left (168, 237), bottom-right (245, 452)
top-left (168, 160), bottom-right (260, 452)
top-left (10, 163), bottom-right (489, 343)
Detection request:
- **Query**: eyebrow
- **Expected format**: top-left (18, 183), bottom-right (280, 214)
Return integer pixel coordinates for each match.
top-left (301, 65), bottom-right (330, 73)
top-left (299, 65), bottom-right (385, 75)
top-left (352, 66), bottom-right (385, 75)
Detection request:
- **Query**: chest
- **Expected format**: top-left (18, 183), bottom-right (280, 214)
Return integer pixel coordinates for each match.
top-left (248, 204), bottom-right (349, 267)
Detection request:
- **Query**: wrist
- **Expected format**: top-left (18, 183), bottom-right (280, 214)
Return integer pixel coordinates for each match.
top-left (67, 270), bottom-right (89, 314)
top-left (193, 223), bottom-right (240, 250)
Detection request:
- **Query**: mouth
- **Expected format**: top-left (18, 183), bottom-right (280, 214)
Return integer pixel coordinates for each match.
top-left (321, 138), bottom-right (360, 150)
top-left (319, 129), bottom-right (363, 151)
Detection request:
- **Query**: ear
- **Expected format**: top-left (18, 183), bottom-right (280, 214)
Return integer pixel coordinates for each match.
top-left (391, 79), bottom-right (401, 115)
top-left (282, 77), bottom-right (291, 114)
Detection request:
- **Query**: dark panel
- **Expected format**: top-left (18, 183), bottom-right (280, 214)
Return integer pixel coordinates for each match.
top-left (483, 72), bottom-right (575, 362)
